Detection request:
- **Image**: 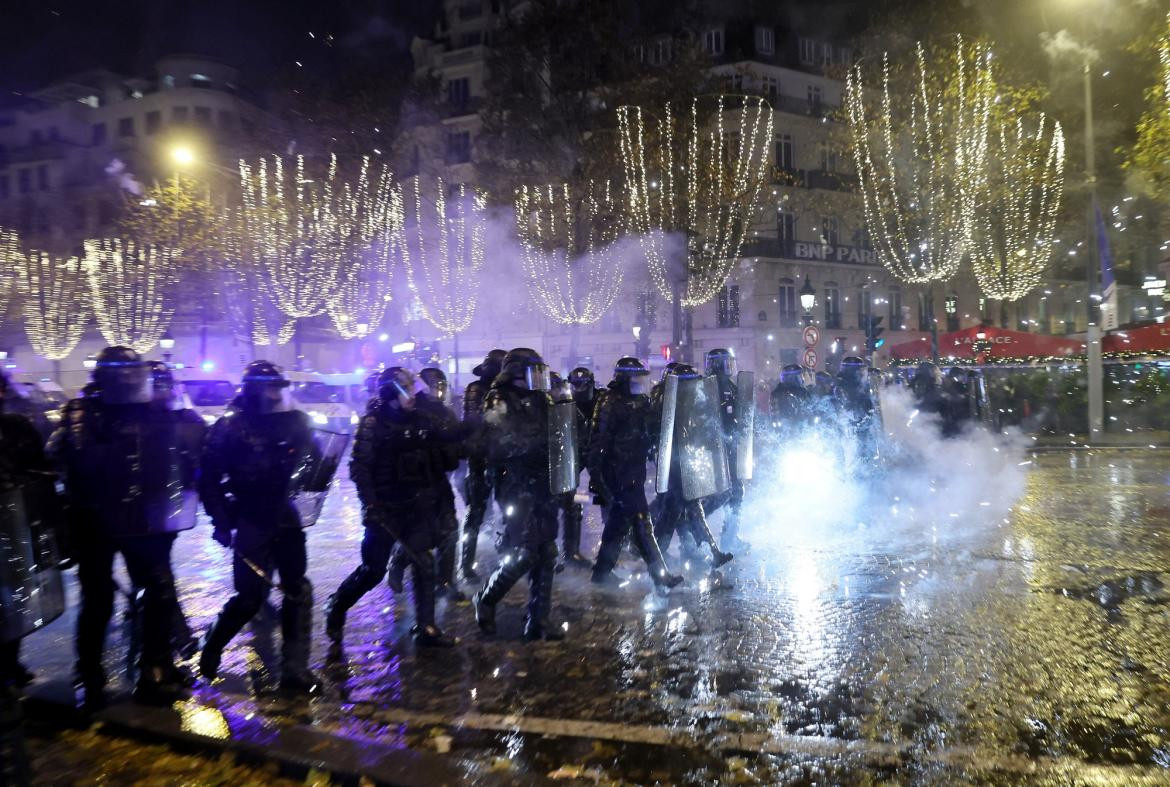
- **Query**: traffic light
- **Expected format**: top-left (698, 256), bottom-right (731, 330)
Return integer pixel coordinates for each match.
top-left (865, 316), bottom-right (885, 352)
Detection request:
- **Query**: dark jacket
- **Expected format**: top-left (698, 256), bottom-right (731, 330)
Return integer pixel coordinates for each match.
top-left (481, 382), bottom-right (553, 501)
top-left (199, 409), bottom-right (315, 531)
top-left (587, 387), bottom-right (655, 495)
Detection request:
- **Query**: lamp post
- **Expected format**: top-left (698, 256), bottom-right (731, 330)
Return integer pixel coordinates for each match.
top-left (799, 275), bottom-right (816, 326)
top-left (159, 330), bottom-right (176, 366)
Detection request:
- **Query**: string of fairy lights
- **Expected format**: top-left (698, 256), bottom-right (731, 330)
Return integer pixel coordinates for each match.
top-left (402, 177), bottom-right (486, 337)
top-left (83, 238), bottom-right (179, 354)
top-left (325, 156), bottom-right (401, 339)
top-left (617, 94), bottom-right (773, 307)
top-left (969, 115), bottom-right (1065, 301)
top-left (513, 181), bottom-right (624, 324)
top-left (846, 39), bottom-right (992, 287)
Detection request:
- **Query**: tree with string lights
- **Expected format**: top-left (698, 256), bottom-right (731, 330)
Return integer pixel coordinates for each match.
top-left (617, 94), bottom-right (773, 360)
top-left (969, 114), bottom-right (1065, 324)
top-left (83, 238), bottom-right (179, 355)
top-left (401, 177), bottom-right (486, 382)
top-left (513, 180), bottom-right (625, 362)
top-left (845, 37), bottom-right (995, 360)
top-left (325, 156), bottom-right (401, 341)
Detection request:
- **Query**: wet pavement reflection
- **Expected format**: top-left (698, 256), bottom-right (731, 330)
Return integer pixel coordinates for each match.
top-left (20, 448), bottom-right (1170, 783)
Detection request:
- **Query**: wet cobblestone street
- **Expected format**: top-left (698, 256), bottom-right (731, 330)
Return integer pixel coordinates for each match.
top-left (19, 447), bottom-right (1170, 784)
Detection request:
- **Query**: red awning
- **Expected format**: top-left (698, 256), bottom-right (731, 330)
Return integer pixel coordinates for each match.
top-left (887, 325), bottom-right (1085, 361)
top-left (1103, 323), bottom-right (1170, 354)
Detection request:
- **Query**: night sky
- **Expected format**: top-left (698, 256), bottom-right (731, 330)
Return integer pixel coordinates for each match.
top-left (0, 0), bottom-right (441, 101)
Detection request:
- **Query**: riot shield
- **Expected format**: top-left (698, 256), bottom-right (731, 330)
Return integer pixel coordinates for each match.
top-left (967, 371), bottom-right (994, 427)
top-left (655, 374), bottom-right (679, 494)
top-left (290, 429), bottom-right (351, 527)
top-left (548, 399), bottom-right (579, 496)
top-left (734, 370), bottom-right (755, 481)
top-left (0, 479), bottom-right (66, 642)
top-left (97, 415), bottom-right (199, 536)
top-left (676, 376), bottom-right (731, 501)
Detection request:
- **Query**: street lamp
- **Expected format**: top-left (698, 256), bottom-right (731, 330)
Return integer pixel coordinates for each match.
top-left (800, 275), bottom-right (817, 325)
top-left (170, 144), bottom-right (196, 168)
top-left (159, 330), bottom-right (176, 365)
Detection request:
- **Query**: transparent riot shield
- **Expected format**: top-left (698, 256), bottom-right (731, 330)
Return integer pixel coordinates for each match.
top-left (290, 429), bottom-right (350, 528)
top-left (967, 371), bottom-right (994, 427)
top-left (97, 416), bottom-right (198, 536)
top-left (655, 374), bottom-right (680, 494)
top-left (677, 375), bottom-right (731, 501)
top-left (548, 399), bottom-right (579, 496)
top-left (0, 479), bottom-right (66, 642)
top-left (734, 370), bottom-right (755, 481)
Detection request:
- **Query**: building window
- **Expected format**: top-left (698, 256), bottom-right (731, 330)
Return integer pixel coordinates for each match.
top-left (92, 122), bottom-right (107, 145)
top-left (717, 285), bottom-right (740, 328)
top-left (824, 283), bottom-right (841, 329)
top-left (652, 38), bottom-right (672, 65)
top-left (458, 2), bottom-right (482, 19)
top-left (857, 286), bottom-right (872, 330)
top-left (819, 143), bottom-right (838, 172)
top-left (777, 210), bottom-right (796, 244)
top-left (775, 133), bottom-right (794, 171)
top-left (755, 26), bottom-right (774, 55)
top-left (145, 110), bottom-right (161, 134)
top-left (194, 106), bottom-right (213, 126)
top-left (457, 31), bottom-right (483, 48)
top-left (633, 43), bottom-right (647, 63)
top-left (1037, 295), bottom-right (1049, 332)
top-left (446, 130), bottom-right (472, 164)
top-left (852, 225), bottom-right (871, 249)
top-left (822, 43), bottom-right (833, 67)
top-left (778, 278), bottom-right (797, 327)
top-left (918, 292), bottom-right (932, 332)
top-left (447, 77), bottom-right (470, 107)
top-left (36, 164), bottom-right (48, 191)
top-left (117, 117), bottom-right (134, 137)
top-left (945, 293), bottom-right (959, 331)
top-left (807, 85), bottom-right (823, 115)
top-left (730, 73), bottom-right (744, 92)
top-left (18, 169), bottom-right (31, 194)
top-left (889, 287), bottom-right (903, 329)
top-left (172, 106), bottom-right (189, 123)
top-left (218, 110), bottom-right (235, 131)
top-left (839, 47), bottom-right (853, 65)
top-left (0, 175), bottom-right (9, 199)
top-left (761, 75), bottom-right (779, 103)
top-left (703, 28), bottom-right (723, 56)
top-left (820, 216), bottom-right (839, 246)
top-left (799, 37), bottom-right (816, 65)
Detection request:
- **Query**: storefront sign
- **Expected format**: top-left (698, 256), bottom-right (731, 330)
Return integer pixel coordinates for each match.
top-left (792, 241), bottom-right (877, 265)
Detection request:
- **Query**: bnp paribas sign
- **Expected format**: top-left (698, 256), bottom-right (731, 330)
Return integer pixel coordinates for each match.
top-left (791, 242), bottom-right (877, 265)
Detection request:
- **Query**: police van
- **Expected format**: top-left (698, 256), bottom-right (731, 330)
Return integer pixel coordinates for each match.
top-left (286, 371), bottom-right (367, 435)
top-left (176, 369), bottom-right (240, 426)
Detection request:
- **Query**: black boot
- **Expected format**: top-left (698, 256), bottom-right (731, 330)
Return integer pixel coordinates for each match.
top-left (632, 513), bottom-right (683, 590)
top-left (198, 605), bottom-right (244, 681)
top-left (133, 664), bottom-right (189, 705)
top-left (561, 501), bottom-right (590, 567)
top-left (690, 502), bottom-right (733, 567)
top-left (524, 544), bottom-right (564, 642)
top-left (474, 549), bottom-right (531, 635)
top-left (280, 579), bottom-right (319, 696)
top-left (325, 564), bottom-right (383, 644)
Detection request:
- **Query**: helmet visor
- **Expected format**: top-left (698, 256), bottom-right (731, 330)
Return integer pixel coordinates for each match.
top-left (524, 364), bottom-right (550, 392)
top-left (99, 363), bottom-right (152, 405)
top-left (244, 381), bottom-right (292, 414)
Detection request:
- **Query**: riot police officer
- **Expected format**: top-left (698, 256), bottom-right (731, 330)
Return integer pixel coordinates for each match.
top-left (589, 358), bottom-right (683, 590)
top-left (835, 356), bottom-right (882, 458)
top-left (940, 367), bottom-right (973, 438)
top-left (770, 364), bottom-right (816, 437)
top-left (560, 367), bottom-right (597, 567)
top-left (651, 364), bottom-right (734, 568)
top-left (703, 349), bottom-right (748, 553)
top-left (386, 367), bottom-right (464, 601)
top-left (459, 349), bottom-right (506, 581)
top-left (51, 347), bottom-right (192, 708)
top-left (198, 361), bottom-right (320, 693)
top-left (911, 362), bottom-right (945, 417)
top-left (472, 349), bottom-right (564, 641)
top-left (326, 368), bottom-right (467, 648)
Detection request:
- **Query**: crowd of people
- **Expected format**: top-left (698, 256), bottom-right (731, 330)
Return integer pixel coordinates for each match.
top-left (1, 343), bottom-right (955, 727)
